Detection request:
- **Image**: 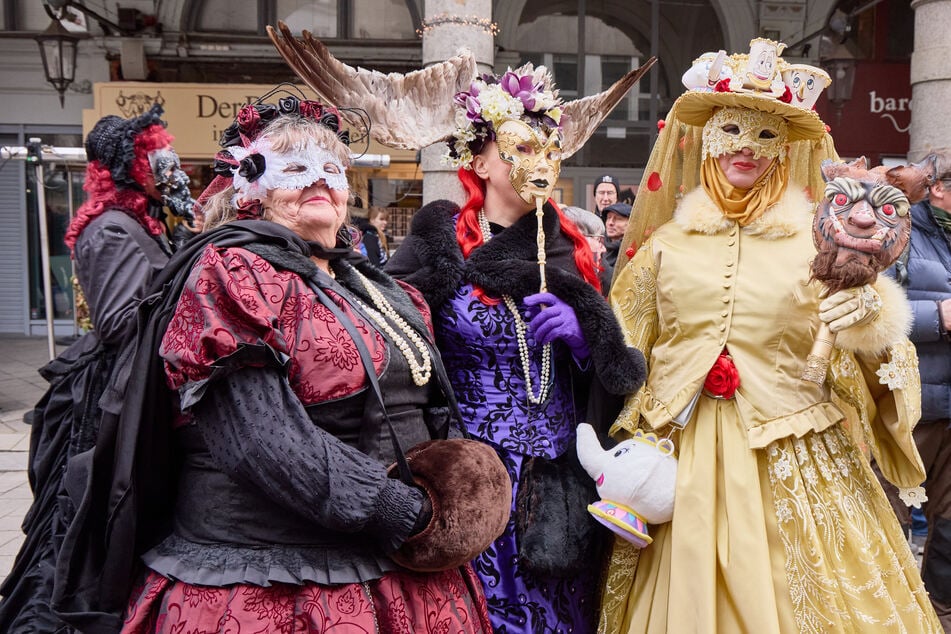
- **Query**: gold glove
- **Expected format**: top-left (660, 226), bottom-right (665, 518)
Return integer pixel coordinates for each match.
top-left (818, 284), bottom-right (882, 333)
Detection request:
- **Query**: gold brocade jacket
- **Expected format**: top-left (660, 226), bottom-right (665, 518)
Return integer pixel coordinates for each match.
top-left (610, 185), bottom-right (926, 489)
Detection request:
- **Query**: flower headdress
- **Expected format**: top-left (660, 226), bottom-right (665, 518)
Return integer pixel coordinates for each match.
top-left (268, 21), bottom-right (656, 160)
top-left (445, 64), bottom-right (563, 168)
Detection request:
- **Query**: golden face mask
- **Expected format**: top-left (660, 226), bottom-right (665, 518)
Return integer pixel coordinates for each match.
top-left (496, 119), bottom-right (563, 204)
top-left (702, 107), bottom-right (788, 162)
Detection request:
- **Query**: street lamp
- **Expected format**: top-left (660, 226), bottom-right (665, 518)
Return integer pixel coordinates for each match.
top-left (35, 13), bottom-right (87, 107)
top-left (823, 56), bottom-right (856, 126)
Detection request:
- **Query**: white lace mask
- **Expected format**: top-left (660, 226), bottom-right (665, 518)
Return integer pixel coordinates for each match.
top-left (229, 137), bottom-right (349, 202)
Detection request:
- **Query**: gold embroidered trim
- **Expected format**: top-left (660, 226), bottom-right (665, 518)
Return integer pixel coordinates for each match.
top-left (767, 427), bottom-right (939, 632)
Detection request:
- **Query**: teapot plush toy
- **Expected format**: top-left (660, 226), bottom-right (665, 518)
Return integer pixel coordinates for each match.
top-left (575, 423), bottom-right (678, 548)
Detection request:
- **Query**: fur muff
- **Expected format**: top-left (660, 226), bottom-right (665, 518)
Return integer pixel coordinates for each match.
top-left (390, 439), bottom-right (512, 572)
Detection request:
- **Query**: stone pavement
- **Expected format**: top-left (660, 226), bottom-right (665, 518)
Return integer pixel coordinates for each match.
top-left (0, 335), bottom-right (56, 587)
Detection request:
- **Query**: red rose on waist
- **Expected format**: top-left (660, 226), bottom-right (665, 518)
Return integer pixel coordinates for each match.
top-left (703, 351), bottom-right (740, 399)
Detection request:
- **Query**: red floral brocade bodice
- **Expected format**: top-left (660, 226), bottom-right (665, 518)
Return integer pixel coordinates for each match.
top-left (159, 244), bottom-right (432, 405)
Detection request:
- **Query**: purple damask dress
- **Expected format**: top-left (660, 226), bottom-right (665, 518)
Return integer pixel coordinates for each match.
top-left (386, 201), bottom-right (646, 634)
top-left (436, 281), bottom-right (597, 633)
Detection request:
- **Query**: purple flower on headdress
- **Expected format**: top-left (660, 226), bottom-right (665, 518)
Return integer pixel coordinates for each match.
top-left (500, 71), bottom-right (539, 111)
top-left (464, 96), bottom-right (484, 123)
top-left (454, 82), bottom-right (484, 124)
top-left (538, 112), bottom-right (561, 129)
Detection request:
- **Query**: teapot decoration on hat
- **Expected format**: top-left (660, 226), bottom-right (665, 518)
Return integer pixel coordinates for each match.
top-left (681, 50), bottom-right (733, 92)
top-left (576, 423), bottom-right (678, 548)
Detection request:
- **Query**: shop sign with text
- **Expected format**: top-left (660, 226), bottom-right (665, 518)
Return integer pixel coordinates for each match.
top-left (84, 82), bottom-right (414, 162)
top-left (815, 61), bottom-right (910, 161)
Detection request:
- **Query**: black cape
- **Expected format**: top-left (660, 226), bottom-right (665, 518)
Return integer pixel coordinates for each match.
top-left (51, 221), bottom-right (319, 633)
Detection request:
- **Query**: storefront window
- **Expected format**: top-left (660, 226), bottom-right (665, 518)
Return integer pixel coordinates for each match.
top-left (10, 0), bottom-right (53, 31)
top-left (352, 0), bottom-right (415, 40)
top-left (195, 0), bottom-right (259, 33)
top-left (189, 0), bottom-right (417, 40)
top-left (277, 0), bottom-right (338, 37)
top-left (552, 55), bottom-right (578, 99)
top-left (26, 158), bottom-right (83, 322)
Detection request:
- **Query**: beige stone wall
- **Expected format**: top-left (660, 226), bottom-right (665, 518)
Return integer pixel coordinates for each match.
top-left (910, 0), bottom-right (951, 159)
top-left (420, 0), bottom-right (493, 205)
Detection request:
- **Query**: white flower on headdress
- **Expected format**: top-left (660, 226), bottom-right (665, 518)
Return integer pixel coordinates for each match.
top-left (534, 93), bottom-right (557, 111)
top-left (479, 84), bottom-right (525, 129)
top-left (445, 142), bottom-right (474, 169)
top-left (454, 108), bottom-right (472, 130)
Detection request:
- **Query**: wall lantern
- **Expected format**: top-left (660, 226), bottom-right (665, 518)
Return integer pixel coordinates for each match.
top-left (35, 13), bottom-right (87, 107)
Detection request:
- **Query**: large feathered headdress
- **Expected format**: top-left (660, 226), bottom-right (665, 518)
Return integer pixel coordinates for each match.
top-left (267, 21), bottom-right (656, 162)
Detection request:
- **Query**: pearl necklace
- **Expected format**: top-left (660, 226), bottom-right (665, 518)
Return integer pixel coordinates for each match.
top-left (478, 210), bottom-right (551, 404)
top-left (353, 270), bottom-right (432, 387)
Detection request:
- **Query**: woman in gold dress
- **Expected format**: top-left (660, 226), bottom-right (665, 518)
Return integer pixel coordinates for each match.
top-left (599, 40), bottom-right (942, 633)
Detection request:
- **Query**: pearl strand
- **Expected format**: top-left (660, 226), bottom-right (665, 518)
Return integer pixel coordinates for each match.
top-left (353, 270), bottom-right (432, 387)
top-left (478, 210), bottom-right (551, 405)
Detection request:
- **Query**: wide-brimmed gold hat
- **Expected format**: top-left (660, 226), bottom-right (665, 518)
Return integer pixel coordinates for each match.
top-left (675, 90), bottom-right (827, 141)
top-left (674, 37), bottom-right (828, 142)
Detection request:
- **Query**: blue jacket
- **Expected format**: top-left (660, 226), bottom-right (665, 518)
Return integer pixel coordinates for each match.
top-left (898, 201), bottom-right (951, 423)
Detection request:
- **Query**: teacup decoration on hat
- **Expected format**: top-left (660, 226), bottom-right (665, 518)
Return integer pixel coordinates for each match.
top-left (743, 38), bottom-right (786, 92)
top-left (674, 38), bottom-right (829, 143)
top-left (681, 50), bottom-right (732, 92)
top-left (782, 64), bottom-right (832, 109)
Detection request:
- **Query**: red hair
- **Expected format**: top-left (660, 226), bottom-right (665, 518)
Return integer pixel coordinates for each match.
top-left (65, 124), bottom-right (171, 251)
top-left (454, 167), bottom-right (601, 302)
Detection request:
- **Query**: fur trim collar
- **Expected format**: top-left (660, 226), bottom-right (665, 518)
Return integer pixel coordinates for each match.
top-left (466, 203), bottom-right (577, 300)
top-left (392, 200), bottom-right (646, 396)
top-left (674, 185), bottom-right (815, 239)
top-left (392, 200), bottom-right (465, 309)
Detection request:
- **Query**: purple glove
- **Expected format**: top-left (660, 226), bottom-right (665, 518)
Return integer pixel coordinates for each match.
top-left (524, 292), bottom-right (590, 360)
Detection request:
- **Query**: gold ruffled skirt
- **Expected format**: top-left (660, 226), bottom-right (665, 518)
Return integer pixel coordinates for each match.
top-left (599, 396), bottom-right (941, 633)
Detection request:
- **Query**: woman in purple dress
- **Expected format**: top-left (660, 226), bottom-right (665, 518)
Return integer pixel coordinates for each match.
top-left (386, 65), bottom-right (646, 633)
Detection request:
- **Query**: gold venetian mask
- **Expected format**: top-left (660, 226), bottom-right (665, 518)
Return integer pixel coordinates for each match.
top-left (496, 119), bottom-right (563, 204)
top-left (702, 107), bottom-right (788, 162)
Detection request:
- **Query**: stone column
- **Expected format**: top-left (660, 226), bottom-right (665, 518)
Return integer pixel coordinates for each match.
top-left (420, 0), bottom-right (494, 205)
top-left (909, 0), bottom-right (951, 160)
